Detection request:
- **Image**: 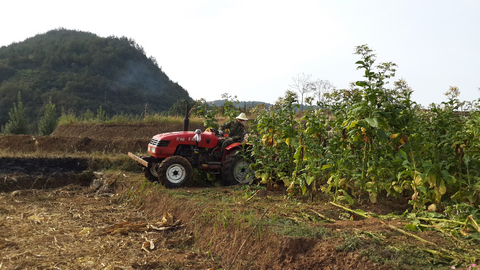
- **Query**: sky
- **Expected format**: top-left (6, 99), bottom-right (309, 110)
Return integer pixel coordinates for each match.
top-left (1, 0), bottom-right (479, 107)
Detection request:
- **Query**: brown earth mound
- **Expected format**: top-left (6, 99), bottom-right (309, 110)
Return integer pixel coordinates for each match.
top-left (0, 123), bottom-right (205, 154)
top-left (0, 134), bottom-right (149, 154)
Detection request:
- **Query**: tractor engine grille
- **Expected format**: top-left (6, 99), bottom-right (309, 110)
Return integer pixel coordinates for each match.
top-left (149, 139), bottom-right (170, 147)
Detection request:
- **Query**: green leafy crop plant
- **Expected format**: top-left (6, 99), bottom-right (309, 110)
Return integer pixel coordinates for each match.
top-left (248, 44), bottom-right (480, 213)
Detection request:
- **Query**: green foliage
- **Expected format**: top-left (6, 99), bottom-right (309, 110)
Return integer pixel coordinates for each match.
top-left (82, 109), bottom-right (95, 121)
top-left (2, 91), bottom-right (29, 134)
top-left (96, 106), bottom-right (107, 122)
top-left (336, 233), bottom-right (362, 251)
top-left (248, 44), bottom-right (480, 212)
top-left (168, 99), bottom-right (188, 117)
top-left (221, 93), bottom-right (241, 121)
top-left (0, 28), bottom-right (192, 129)
top-left (56, 105), bottom-right (204, 127)
top-left (38, 97), bottom-right (58, 135)
top-left (196, 98), bottom-right (219, 129)
top-left (250, 90), bottom-right (300, 191)
top-left (167, 99), bottom-right (201, 117)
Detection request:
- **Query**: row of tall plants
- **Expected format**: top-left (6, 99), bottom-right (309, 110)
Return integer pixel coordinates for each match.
top-left (248, 45), bottom-right (480, 211)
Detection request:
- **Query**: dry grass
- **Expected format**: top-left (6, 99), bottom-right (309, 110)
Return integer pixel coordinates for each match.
top-left (0, 174), bottom-right (220, 269)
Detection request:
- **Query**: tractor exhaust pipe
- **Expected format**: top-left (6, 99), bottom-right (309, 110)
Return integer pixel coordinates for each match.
top-left (183, 99), bottom-right (189, 131)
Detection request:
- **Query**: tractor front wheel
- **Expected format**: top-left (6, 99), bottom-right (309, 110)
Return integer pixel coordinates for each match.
top-left (221, 150), bottom-right (254, 186)
top-left (158, 156), bottom-right (193, 188)
top-left (144, 162), bottom-right (160, 182)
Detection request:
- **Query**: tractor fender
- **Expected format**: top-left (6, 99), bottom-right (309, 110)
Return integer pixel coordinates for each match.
top-left (225, 142), bottom-right (243, 151)
top-left (222, 142), bottom-right (250, 161)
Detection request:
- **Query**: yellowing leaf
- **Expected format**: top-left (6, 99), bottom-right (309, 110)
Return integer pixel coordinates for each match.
top-left (390, 133), bottom-right (400, 139)
top-left (321, 164), bottom-right (332, 170)
top-left (361, 127), bottom-right (367, 135)
top-left (393, 185), bottom-right (403, 193)
top-left (286, 137), bottom-right (290, 146)
top-left (426, 175), bottom-right (437, 188)
top-left (260, 173), bottom-right (269, 184)
top-left (327, 175), bottom-right (334, 184)
top-left (301, 185), bottom-right (307, 195)
top-left (282, 177), bottom-right (291, 187)
top-left (346, 120), bottom-right (358, 129)
top-left (434, 189), bottom-right (442, 204)
top-left (414, 174), bottom-right (422, 185)
top-left (306, 175), bottom-right (315, 185)
top-left (369, 193), bottom-right (377, 203)
top-left (439, 180), bottom-right (446, 195)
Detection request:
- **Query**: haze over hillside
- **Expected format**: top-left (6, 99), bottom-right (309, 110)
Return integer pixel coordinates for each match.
top-left (0, 28), bottom-right (192, 128)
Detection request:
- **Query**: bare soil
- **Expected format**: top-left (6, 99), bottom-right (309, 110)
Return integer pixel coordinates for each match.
top-left (0, 124), bottom-right (472, 269)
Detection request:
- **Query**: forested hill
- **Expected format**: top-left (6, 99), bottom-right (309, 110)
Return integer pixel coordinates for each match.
top-left (0, 28), bottom-right (192, 128)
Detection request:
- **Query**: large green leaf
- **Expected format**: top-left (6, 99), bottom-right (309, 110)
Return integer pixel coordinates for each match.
top-left (365, 117), bottom-right (379, 128)
top-left (306, 175), bottom-right (315, 185)
top-left (355, 81), bottom-right (368, 87)
top-left (339, 189), bottom-right (354, 205)
top-left (399, 150), bottom-right (408, 161)
top-left (376, 129), bottom-right (388, 140)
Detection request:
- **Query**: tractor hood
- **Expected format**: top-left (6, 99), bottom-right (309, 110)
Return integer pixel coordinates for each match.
top-left (147, 131), bottom-right (220, 158)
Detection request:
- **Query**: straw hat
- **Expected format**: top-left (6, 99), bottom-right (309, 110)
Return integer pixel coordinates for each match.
top-left (236, 112), bottom-right (249, 121)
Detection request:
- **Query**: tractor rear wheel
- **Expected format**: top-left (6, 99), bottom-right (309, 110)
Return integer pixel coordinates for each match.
top-left (158, 156), bottom-right (193, 188)
top-left (221, 150), bottom-right (254, 186)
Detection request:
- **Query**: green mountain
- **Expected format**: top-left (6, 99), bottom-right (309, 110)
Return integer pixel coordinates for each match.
top-left (0, 28), bottom-right (192, 129)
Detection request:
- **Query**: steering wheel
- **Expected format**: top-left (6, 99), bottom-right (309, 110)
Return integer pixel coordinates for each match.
top-left (208, 128), bottom-right (221, 136)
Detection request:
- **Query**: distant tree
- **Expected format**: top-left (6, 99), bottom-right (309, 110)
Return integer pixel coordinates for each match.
top-left (82, 109), bottom-right (95, 121)
top-left (313, 79), bottom-right (334, 105)
top-left (38, 98), bottom-right (58, 135)
top-left (2, 91), bottom-right (29, 134)
top-left (289, 73), bottom-right (313, 110)
top-left (221, 93), bottom-right (240, 121)
top-left (96, 106), bottom-right (107, 122)
top-left (167, 99), bottom-right (197, 117)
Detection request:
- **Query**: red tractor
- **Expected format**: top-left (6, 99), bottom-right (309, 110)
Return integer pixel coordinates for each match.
top-left (128, 104), bottom-right (254, 188)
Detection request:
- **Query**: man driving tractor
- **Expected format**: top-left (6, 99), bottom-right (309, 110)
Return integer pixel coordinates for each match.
top-left (219, 112), bottom-right (249, 154)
